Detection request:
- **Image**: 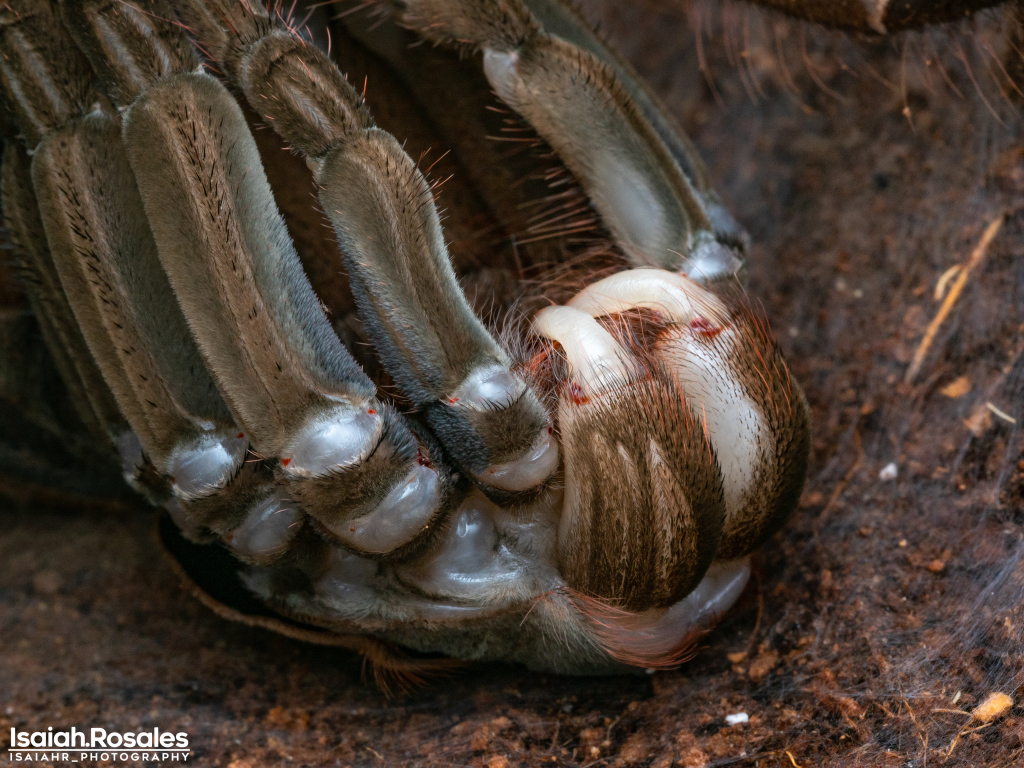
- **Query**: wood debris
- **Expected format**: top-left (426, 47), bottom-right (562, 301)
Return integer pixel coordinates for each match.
top-left (973, 692), bottom-right (1013, 723)
top-left (939, 376), bottom-right (971, 398)
top-left (905, 214), bottom-right (1005, 383)
top-left (986, 402), bottom-right (1016, 424)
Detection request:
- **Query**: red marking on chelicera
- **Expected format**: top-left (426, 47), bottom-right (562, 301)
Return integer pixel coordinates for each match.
top-left (525, 349), bottom-right (550, 374)
top-left (448, 397), bottom-right (459, 404)
top-left (281, 458), bottom-right (291, 467)
top-left (237, 432), bottom-right (245, 439)
top-left (416, 448), bottom-right (432, 468)
top-left (569, 382), bottom-right (590, 406)
top-left (367, 408), bottom-right (377, 415)
top-left (689, 316), bottom-right (724, 339)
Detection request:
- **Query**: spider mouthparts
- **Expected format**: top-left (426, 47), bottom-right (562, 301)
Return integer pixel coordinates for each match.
top-left (532, 304), bottom-right (635, 399)
top-left (554, 369), bottom-right (727, 611)
top-left (567, 268), bottom-right (729, 327)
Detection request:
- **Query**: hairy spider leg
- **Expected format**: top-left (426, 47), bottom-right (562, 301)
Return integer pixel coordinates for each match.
top-left (395, 0), bottom-right (746, 282)
top-left (170, 0), bottom-right (559, 504)
top-left (0, 144), bottom-right (124, 452)
top-left (59, 0), bottom-right (455, 560)
top-left (0, 2), bottom-right (283, 539)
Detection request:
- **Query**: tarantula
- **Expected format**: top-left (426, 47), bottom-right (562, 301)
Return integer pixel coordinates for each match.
top-left (0, 0), bottom-right (814, 675)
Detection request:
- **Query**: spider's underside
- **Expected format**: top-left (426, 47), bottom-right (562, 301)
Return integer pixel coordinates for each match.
top-left (0, 0), bottom-right (812, 675)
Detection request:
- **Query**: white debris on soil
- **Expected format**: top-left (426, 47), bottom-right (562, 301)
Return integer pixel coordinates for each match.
top-left (725, 713), bottom-right (749, 726)
top-left (878, 462), bottom-right (898, 481)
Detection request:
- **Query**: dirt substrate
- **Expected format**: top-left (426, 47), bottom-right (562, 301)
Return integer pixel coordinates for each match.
top-left (2, 1), bottom-right (1024, 766)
